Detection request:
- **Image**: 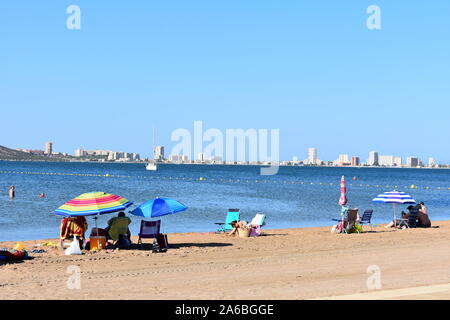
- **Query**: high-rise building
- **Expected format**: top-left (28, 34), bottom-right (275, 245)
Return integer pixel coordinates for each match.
top-left (394, 157), bottom-right (402, 167)
top-left (197, 153), bottom-right (205, 162)
top-left (351, 157), bottom-right (360, 166)
top-left (74, 149), bottom-right (86, 157)
top-left (45, 142), bottom-right (53, 155)
top-left (407, 157), bottom-right (420, 168)
top-left (428, 158), bottom-right (437, 167)
top-left (304, 148), bottom-right (320, 165)
top-left (154, 146), bottom-right (165, 161)
top-left (338, 154), bottom-right (350, 164)
top-left (378, 155), bottom-right (395, 167)
top-left (169, 154), bottom-right (181, 162)
top-left (308, 148), bottom-right (317, 164)
top-left (367, 151), bottom-right (379, 166)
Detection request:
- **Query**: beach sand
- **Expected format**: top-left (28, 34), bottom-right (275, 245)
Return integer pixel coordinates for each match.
top-left (1, 221), bottom-right (450, 300)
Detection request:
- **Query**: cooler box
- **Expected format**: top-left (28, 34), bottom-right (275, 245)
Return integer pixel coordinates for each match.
top-left (90, 236), bottom-right (106, 251)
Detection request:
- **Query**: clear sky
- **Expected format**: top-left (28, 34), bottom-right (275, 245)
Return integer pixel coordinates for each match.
top-left (1, 1), bottom-right (449, 162)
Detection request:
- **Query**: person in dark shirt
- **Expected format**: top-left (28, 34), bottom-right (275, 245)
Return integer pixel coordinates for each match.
top-left (417, 202), bottom-right (431, 228)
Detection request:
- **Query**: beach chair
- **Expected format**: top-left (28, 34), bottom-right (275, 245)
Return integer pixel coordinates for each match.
top-left (406, 208), bottom-right (419, 228)
top-left (332, 208), bottom-right (359, 234)
top-left (137, 220), bottom-right (161, 246)
top-left (359, 209), bottom-right (374, 231)
top-left (215, 209), bottom-right (240, 233)
top-left (397, 207), bottom-right (419, 229)
top-left (248, 213), bottom-right (266, 237)
top-left (345, 209), bottom-right (360, 233)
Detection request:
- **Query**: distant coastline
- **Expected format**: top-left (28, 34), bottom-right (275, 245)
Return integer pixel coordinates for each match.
top-left (0, 158), bottom-right (448, 170)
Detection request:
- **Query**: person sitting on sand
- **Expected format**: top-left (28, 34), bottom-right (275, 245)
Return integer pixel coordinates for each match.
top-left (59, 216), bottom-right (88, 249)
top-left (417, 202), bottom-right (431, 228)
top-left (227, 220), bottom-right (248, 236)
top-left (385, 205), bottom-right (414, 229)
top-left (105, 212), bottom-right (131, 242)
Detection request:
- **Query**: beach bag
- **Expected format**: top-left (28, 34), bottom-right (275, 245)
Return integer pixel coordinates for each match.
top-left (238, 227), bottom-right (251, 238)
top-left (349, 223), bottom-right (363, 234)
top-left (249, 225), bottom-right (262, 237)
top-left (65, 236), bottom-right (82, 255)
top-left (156, 234), bottom-right (169, 249)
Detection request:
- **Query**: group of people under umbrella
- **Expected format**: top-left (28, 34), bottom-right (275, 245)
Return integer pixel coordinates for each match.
top-left (55, 192), bottom-right (187, 250)
top-left (334, 176), bottom-right (432, 233)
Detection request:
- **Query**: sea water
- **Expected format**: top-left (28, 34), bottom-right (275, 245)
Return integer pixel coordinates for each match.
top-left (0, 161), bottom-right (449, 241)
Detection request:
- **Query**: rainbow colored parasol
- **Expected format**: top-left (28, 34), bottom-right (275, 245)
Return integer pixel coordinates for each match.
top-left (53, 192), bottom-right (133, 217)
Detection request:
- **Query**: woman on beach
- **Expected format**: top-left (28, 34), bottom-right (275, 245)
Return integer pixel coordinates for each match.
top-left (227, 220), bottom-right (248, 236)
top-left (417, 202), bottom-right (431, 228)
top-left (8, 185), bottom-right (15, 199)
top-left (59, 216), bottom-right (88, 249)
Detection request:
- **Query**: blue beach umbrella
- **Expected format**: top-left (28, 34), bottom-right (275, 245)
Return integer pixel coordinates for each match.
top-left (372, 191), bottom-right (416, 224)
top-left (131, 197), bottom-right (188, 218)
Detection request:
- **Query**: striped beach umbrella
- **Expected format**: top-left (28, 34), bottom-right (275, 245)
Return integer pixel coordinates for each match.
top-left (338, 176), bottom-right (348, 206)
top-left (54, 192), bottom-right (133, 217)
top-left (372, 191), bottom-right (416, 224)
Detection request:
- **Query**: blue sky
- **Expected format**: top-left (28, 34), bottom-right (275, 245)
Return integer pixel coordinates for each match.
top-left (0, 1), bottom-right (449, 162)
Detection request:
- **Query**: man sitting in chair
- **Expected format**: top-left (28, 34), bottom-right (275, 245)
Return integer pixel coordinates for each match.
top-left (105, 212), bottom-right (131, 243)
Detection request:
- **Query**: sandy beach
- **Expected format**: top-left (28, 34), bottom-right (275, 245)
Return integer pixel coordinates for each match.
top-left (1, 222), bottom-right (450, 300)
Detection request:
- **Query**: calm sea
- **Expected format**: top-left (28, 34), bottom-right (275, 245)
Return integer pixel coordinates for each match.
top-left (0, 161), bottom-right (449, 241)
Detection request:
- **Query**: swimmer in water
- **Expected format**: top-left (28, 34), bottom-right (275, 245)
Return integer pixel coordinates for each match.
top-left (9, 185), bottom-right (15, 199)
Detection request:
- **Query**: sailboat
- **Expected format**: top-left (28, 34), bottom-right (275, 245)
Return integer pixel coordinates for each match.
top-left (146, 161), bottom-right (157, 171)
top-left (146, 127), bottom-right (158, 171)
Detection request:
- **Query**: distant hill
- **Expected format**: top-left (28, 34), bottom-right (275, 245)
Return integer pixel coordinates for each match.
top-left (0, 145), bottom-right (57, 161)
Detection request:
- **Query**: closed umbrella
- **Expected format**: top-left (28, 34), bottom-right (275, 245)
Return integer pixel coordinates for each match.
top-left (338, 175), bottom-right (348, 206)
top-left (372, 191), bottom-right (415, 224)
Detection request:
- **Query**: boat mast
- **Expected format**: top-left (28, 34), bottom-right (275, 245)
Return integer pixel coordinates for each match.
top-left (152, 126), bottom-right (156, 161)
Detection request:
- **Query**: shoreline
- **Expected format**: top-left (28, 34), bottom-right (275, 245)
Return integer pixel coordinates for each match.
top-left (1, 218), bottom-right (448, 244)
top-left (2, 221), bottom-right (450, 299)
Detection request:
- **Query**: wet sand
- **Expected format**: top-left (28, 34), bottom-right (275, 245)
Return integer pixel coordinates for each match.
top-left (1, 221), bottom-right (450, 300)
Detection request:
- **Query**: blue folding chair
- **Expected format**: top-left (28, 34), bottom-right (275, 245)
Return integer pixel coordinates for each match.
top-left (359, 209), bottom-right (374, 231)
top-left (215, 209), bottom-right (240, 233)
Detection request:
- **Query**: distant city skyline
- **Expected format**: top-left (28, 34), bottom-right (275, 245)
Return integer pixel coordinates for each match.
top-left (8, 141), bottom-right (448, 167)
top-left (1, 2), bottom-right (449, 162)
